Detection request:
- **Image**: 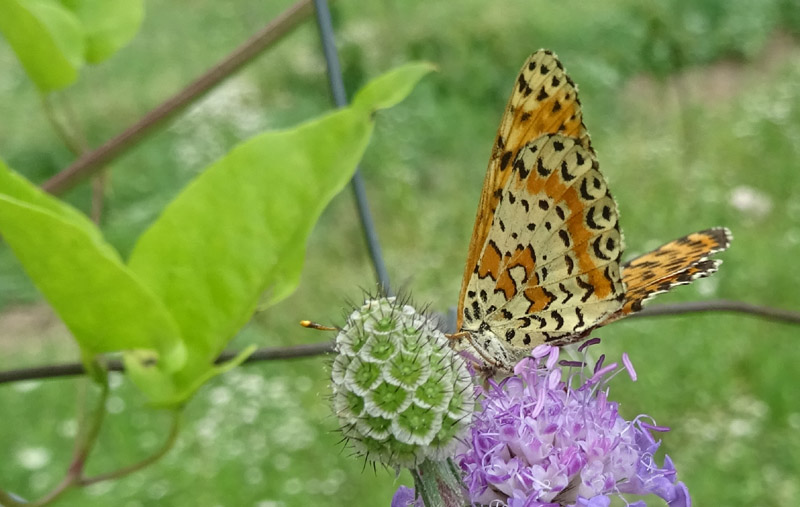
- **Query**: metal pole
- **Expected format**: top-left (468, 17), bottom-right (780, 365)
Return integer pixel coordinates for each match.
top-left (312, 0), bottom-right (392, 295)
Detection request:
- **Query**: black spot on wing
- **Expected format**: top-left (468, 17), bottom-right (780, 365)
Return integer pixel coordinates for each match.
top-left (576, 276), bottom-right (595, 303)
top-left (500, 150), bottom-right (513, 170)
top-left (471, 300), bottom-right (482, 320)
top-left (537, 158), bottom-right (550, 176)
top-left (515, 158), bottom-right (530, 179)
top-left (580, 178), bottom-right (593, 200)
top-left (559, 230), bottom-right (570, 247)
top-left (593, 236), bottom-right (611, 261)
top-left (575, 307), bottom-right (585, 329)
top-left (551, 311), bottom-right (564, 330)
top-left (559, 283), bottom-right (573, 304)
top-left (561, 160), bottom-right (576, 182)
top-left (517, 74), bottom-right (533, 96)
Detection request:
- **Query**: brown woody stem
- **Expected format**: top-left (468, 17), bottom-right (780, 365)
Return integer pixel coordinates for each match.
top-left (41, 0), bottom-right (316, 195)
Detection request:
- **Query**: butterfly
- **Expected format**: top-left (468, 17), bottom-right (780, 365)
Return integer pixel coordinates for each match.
top-left (450, 50), bottom-right (732, 371)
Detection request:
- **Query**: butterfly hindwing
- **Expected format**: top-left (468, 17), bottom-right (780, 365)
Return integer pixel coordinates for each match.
top-left (457, 50), bottom-right (591, 331)
top-left (462, 134), bottom-right (625, 356)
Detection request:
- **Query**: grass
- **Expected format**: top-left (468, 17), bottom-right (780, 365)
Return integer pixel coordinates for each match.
top-left (1, 0), bottom-right (800, 505)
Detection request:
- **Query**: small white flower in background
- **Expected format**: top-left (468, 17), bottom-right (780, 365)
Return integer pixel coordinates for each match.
top-left (729, 185), bottom-right (772, 220)
top-left (16, 447), bottom-right (51, 470)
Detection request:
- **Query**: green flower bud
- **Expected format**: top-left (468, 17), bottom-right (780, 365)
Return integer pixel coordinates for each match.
top-left (331, 297), bottom-right (474, 467)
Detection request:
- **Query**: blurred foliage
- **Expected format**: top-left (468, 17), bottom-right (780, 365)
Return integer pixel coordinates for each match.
top-left (0, 0), bottom-right (143, 91)
top-left (0, 0), bottom-right (799, 506)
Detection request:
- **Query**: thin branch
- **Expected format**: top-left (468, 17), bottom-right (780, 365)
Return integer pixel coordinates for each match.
top-left (40, 95), bottom-right (86, 157)
top-left (71, 374), bottom-right (110, 474)
top-left (242, 340), bottom-right (334, 361)
top-left (79, 410), bottom-right (182, 486)
top-left (43, 91), bottom-right (109, 224)
top-left (0, 401), bottom-right (181, 506)
top-left (312, 0), bottom-right (393, 294)
top-left (27, 377), bottom-right (110, 507)
top-left (1, 299), bottom-right (798, 386)
top-left (631, 299), bottom-right (800, 324)
top-left (0, 341), bottom-right (334, 385)
top-left (41, 0), bottom-right (316, 195)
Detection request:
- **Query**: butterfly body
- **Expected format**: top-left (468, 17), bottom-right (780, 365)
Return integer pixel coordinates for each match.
top-left (452, 50), bottom-right (731, 371)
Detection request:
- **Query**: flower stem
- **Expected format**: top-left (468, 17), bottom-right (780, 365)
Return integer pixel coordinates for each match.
top-left (40, 93), bottom-right (86, 157)
top-left (79, 409), bottom-right (182, 486)
top-left (411, 459), bottom-right (468, 507)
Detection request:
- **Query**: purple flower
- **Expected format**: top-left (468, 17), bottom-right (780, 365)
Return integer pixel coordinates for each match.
top-left (391, 485), bottom-right (422, 507)
top-left (456, 342), bottom-right (691, 507)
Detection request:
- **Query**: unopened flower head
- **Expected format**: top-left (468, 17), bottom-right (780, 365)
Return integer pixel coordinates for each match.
top-left (457, 340), bottom-right (691, 507)
top-left (331, 296), bottom-right (474, 467)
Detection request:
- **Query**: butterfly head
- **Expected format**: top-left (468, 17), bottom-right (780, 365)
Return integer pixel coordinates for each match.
top-left (448, 328), bottom-right (520, 373)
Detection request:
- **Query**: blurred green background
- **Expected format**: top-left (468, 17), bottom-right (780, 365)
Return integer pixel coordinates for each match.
top-left (1, 0), bottom-right (799, 505)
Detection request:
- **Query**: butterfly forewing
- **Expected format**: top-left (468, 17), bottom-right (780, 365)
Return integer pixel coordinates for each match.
top-left (457, 50), bottom-right (592, 331)
top-left (461, 134), bottom-right (625, 361)
top-left (616, 227), bottom-right (732, 315)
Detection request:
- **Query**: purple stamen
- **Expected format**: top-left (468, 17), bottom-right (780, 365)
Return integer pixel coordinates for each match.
top-left (578, 337), bottom-right (602, 351)
top-left (622, 352), bottom-right (637, 381)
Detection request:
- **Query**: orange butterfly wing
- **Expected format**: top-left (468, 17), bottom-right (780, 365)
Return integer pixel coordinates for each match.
top-left (457, 50), bottom-right (591, 330)
top-left (615, 227), bottom-right (732, 315)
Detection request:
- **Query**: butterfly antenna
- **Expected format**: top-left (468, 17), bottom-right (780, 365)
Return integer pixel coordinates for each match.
top-left (445, 330), bottom-right (469, 342)
top-left (299, 320), bottom-right (340, 332)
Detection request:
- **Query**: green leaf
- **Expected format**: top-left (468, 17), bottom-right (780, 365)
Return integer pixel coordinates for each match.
top-left (124, 344), bottom-right (257, 408)
top-left (0, 0), bottom-right (84, 91)
top-left (60, 0), bottom-right (144, 63)
top-left (0, 161), bottom-right (185, 370)
top-left (352, 62), bottom-right (437, 112)
top-left (127, 63), bottom-right (434, 403)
